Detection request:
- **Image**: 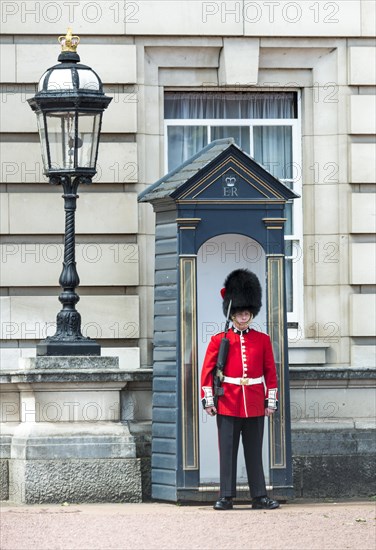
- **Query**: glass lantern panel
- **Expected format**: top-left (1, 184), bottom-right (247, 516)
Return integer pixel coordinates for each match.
top-left (45, 69), bottom-right (74, 91)
top-left (45, 111), bottom-right (76, 171)
top-left (36, 112), bottom-right (49, 172)
top-left (37, 71), bottom-right (48, 92)
top-left (77, 69), bottom-right (100, 91)
top-left (77, 113), bottom-right (101, 169)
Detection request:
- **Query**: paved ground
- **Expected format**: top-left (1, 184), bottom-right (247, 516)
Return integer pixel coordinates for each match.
top-left (1, 499), bottom-right (375, 550)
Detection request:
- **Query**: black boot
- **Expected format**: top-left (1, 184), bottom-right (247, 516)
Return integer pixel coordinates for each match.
top-left (213, 497), bottom-right (233, 510)
top-left (251, 496), bottom-right (280, 509)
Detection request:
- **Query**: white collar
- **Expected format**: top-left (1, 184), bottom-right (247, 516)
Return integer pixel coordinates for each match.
top-left (231, 326), bottom-right (251, 335)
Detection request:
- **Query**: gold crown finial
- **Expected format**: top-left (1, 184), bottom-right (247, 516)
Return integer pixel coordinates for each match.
top-left (58, 28), bottom-right (80, 52)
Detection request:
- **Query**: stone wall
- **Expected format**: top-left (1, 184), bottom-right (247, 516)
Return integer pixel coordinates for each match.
top-left (290, 367), bottom-right (376, 498)
top-left (0, 0), bottom-right (375, 499)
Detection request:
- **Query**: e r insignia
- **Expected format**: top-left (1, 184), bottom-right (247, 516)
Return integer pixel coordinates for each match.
top-left (223, 173), bottom-right (239, 197)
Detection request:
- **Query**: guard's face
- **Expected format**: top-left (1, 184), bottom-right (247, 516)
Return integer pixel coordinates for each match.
top-left (232, 310), bottom-right (252, 331)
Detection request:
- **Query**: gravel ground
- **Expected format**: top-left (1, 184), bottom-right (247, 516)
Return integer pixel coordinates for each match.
top-left (1, 499), bottom-right (375, 550)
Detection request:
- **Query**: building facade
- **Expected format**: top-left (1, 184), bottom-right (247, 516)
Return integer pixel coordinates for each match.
top-left (0, 1), bottom-right (375, 501)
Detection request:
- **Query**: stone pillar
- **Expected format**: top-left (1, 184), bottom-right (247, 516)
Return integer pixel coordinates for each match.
top-left (2, 356), bottom-right (152, 504)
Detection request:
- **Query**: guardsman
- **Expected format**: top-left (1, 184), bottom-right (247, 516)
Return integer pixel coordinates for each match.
top-left (201, 268), bottom-right (280, 510)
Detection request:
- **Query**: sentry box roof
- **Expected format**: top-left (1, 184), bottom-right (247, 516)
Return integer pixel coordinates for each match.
top-left (138, 138), bottom-right (299, 206)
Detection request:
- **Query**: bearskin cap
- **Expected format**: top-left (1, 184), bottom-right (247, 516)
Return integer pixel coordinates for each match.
top-left (221, 268), bottom-right (262, 318)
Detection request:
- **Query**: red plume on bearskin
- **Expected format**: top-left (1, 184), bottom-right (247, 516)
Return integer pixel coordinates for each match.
top-left (222, 268), bottom-right (262, 317)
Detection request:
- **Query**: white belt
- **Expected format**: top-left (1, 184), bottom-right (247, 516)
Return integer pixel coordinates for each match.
top-left (223, 375), bottom-right (264, 386)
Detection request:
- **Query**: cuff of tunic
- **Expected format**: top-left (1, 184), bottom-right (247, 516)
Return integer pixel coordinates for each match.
top-left (202, 386), bottom-right (215, 408)
top-left (265, 388), bottom-right (278, 410)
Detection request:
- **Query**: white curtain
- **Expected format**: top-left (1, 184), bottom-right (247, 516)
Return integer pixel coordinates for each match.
top-left (167, 126), bottom-right (207, 173)
top-left (164, 92), bottom-right (296, 119)
top-left (253, 125), bottom-right (293, 233)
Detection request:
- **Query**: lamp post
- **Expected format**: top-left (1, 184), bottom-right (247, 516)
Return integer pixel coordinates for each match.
top-left (28, 29), bottom-right (112, 356)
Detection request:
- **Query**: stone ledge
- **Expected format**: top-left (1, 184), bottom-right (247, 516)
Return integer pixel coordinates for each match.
top-left (288, 340), bottom-right (331, 347)
top-left (292, 425), bottom-right (376, 455)
top-left (0, 369), bottom-right (153, 385)
top-left (21, 356), bottom-right (119, 370)
top-left (292, 420), bottom-right (356, 430)
top-left (12, 433), bottom-right (137, 461)
top-left (289, 367), bottom-right (376, 380)
top-left (292, 420), bottom-right (376, 432)
top-left (288, 340), bottom-right (329, 365)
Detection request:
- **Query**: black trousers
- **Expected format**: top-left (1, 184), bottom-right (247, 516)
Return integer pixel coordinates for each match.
top-left (216, 414), bottom-right (267, 499)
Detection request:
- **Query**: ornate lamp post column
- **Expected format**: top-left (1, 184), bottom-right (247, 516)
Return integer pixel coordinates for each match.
top-left (28, 29), bottom-right (112, 356)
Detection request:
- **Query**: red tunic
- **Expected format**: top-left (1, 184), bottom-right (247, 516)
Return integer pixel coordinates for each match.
top-left (200, 327), bottom-right (278, 417)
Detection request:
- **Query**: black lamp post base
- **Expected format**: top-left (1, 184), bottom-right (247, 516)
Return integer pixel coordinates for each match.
top-left (37, 339), bottom-right (101, 357)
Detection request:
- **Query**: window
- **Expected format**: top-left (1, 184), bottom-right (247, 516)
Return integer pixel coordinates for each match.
top-left (164, 91), bottom-right (303, 326)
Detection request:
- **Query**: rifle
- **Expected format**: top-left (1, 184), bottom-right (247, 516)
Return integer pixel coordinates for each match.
top-left (213, 300), bottom-right (232, 407)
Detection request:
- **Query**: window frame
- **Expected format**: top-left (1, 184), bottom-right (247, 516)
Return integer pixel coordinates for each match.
top-left (164, 91), bottom-right (303, 328)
